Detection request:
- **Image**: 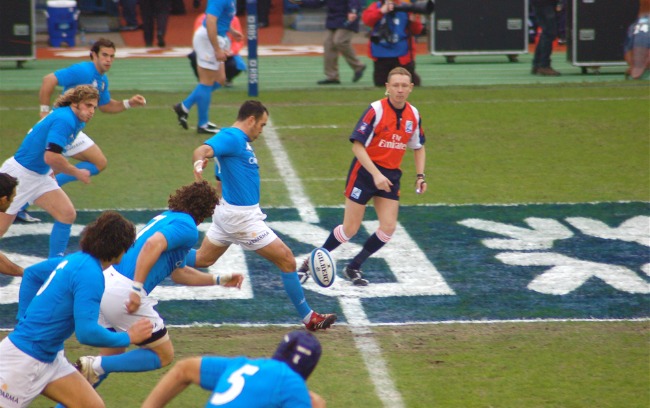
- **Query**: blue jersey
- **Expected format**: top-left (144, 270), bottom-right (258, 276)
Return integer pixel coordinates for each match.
top-left (8, 252), bottom-right (131, 363)
top-left (204, 0), bottom-right (236, 36)
top-left (114, 211), bottom-right (198, 294)
top-left (204, 128), bottom-right (260, 206)
top-left (16, 257), bottom-right (63, 322)
top-left (54, 61), bottom-right (111, 106)
top-left (13, 106), bottom-right (85, 174)
top-left (200, 357), bottom-right (311, 407)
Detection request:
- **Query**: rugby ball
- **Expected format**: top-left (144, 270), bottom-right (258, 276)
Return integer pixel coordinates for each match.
top-left (309, 248), bottom-right (336, 288)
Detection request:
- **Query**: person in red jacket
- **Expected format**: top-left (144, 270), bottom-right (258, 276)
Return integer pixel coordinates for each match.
top-left (299, 67), bottom-right (427, 286)
top-left (362, 0), bottom-right (423, 86)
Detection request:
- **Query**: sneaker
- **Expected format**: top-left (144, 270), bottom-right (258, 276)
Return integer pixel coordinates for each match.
top-left (305, 312), bottom-right (337, 331)
top-left (353, 65), bottom-right (366, 83)
top-left (297, 258), bottom-right (310, 284)
top-left (344, 266), bottom-right (368, 286)
top-left (173, 103), bottom-right (188, 130)
top-left (197, 122), bottom-right (220, 134)
top-left (75, 356), bottom-right (100, 386)
top-left (15, 210), bottom-right (41, 223)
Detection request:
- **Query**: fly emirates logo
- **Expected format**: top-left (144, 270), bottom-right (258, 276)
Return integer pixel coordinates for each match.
top-left (378, 133), bottom-right (407, 150)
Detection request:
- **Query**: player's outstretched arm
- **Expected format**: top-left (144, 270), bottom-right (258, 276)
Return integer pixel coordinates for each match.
top-left (192, 144), bottom-right (215, 181)
top-left (171, 267), bottom-right (243, 289)
top-left (141, 357), bottom-right (202, 408)
top-left (99, 94), bottom-right (147, 113)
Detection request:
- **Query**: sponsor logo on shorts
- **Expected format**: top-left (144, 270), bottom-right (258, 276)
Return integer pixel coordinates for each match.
top-left (0, 383), bottom-right (20, 405)
top-left (351, 187), bottom-right (361, 199)
top-left (245, 230), bottom-right (270, 246)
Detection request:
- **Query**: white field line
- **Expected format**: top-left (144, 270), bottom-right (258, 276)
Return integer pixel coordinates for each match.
top-left (263, 117), bottom-right (406, 408)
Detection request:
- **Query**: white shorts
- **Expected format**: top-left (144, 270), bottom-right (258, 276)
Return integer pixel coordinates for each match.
top-left (0, 337), bottom-right (76, 408)
top-left (206, 199), bottom-right (278, 251)
top-left (64, 130), bottom-right (95, 157)
top-left (0, 157), bottom-right (59, 215)
top-left (193, 25), bottom-right (231, 71)
top-left (98, 266), bottom-right (166, 336)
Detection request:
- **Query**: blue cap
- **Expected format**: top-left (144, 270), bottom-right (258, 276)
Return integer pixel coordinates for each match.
top-left (272, 330), bottom-right (322, 379)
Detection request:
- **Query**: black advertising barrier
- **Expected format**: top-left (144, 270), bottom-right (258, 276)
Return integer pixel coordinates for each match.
top-left (430, 0), bottom-right (528, 63)
top-left (567, 0), bottom-right (639, 73)
top-left (0, 0), bottom-right (36, 66)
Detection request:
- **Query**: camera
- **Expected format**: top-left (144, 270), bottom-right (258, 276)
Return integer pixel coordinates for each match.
top-left (393, 0), bottom-right (435, 15)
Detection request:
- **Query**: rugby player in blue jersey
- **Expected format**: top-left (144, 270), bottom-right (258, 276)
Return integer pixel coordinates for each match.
top-left (0, 211), bottom-right (153, 408)
top-left (14, 39), bottom-right (147, 223)
top-left (173, 0), bottom-right (242, 134)
top-left (0, 85), bottom-right (99, 258)
top-left (0, 173), bottom-right (22, 277)
top-left (190, 100), bottom-right (337, 331)
top-left (142, 330), bottom-right (326, 408)
top-left (74, 181), bottom-right (244, 387)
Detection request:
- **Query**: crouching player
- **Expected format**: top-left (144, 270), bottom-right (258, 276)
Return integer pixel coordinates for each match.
top-left (0, 211), bottom-right (153, 408)
top-left (75, 181), bottom-right (244, 388)
top-left (142, 331), bottom-right (326, 408)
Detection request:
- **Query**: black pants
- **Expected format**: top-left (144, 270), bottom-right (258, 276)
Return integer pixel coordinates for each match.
top-left (372, 57), bottom-right (421, 86)
top-left (140, 0), bottom-right (171, 46)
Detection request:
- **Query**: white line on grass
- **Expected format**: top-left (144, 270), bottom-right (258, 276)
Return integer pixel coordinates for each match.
top-left (263, 117), bottom-right (406, 408)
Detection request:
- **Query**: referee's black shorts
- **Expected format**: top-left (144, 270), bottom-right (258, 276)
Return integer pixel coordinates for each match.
top-left (344, 160), bottom-right (402, 205)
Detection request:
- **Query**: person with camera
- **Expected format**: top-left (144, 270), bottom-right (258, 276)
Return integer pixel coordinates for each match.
top-left (362, 0), bottom-right (424, 86)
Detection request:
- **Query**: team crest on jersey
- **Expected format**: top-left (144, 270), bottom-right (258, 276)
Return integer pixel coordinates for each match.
top-left (92, 79), bottom-right (98, 89)
top-left (405, 120), bottom-right (413, 134)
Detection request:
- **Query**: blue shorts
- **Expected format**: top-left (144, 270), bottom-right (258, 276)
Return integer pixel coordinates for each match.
top-left (344, 160), bottom-right (402, 205)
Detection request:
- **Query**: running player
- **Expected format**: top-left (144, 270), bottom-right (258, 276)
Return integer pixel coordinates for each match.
top-left (0, 211), bottom-right (153, 408)
top-left (299, 67), bottom-right (427, 286)
top-left (16, 38), bottom-right (146, 223)
top-left (173, 0), bottom-right (243, 134)
top-left (0, 85), bottom-right (99, 258)
top-left (190, 100), bottom-right (338, 331)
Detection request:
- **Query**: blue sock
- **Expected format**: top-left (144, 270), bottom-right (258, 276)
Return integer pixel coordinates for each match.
top-left (281, 272), bottom-right (311, 319)
top-left (49, 222), bottom-right (71, 258)
top-left (100, 348), bottom-right (161, 374)
top-left (195, 84), bottom-right (212, 128)
top-left (55, 162), bottom-right (100, 186)
top-left (211, 82), bottom-right (222, 91)
top-left (185, 249), bottom-right (197, 267)
top-left (183, 83), bottom-right (206, 111)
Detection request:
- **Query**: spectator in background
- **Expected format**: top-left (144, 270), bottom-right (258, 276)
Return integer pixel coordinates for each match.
top-left (294, 0), bottom-right (366, 85)
top-left (140, 0), bottom-right (171, 47)
top-left (530, 0), bottom-right (561, 76)
top-left (118, 0), bottom-right (140, 31)
top-left (258, 0), bottom-right (271, 27)
top-left (624, 0), bottom-right (650, 80)
top-left (362, 0), bottom-right (423, 86)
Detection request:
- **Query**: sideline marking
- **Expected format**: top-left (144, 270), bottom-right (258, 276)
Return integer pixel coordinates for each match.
top-left (263, 118), bottom-right (406, 408)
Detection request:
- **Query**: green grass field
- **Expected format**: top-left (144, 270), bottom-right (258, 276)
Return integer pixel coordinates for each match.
top-left (0, 58), bottom-right (649, 407)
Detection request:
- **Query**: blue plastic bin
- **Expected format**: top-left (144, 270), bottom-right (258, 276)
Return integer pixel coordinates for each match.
top-left (46, 0), bottom-right (79, 47)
